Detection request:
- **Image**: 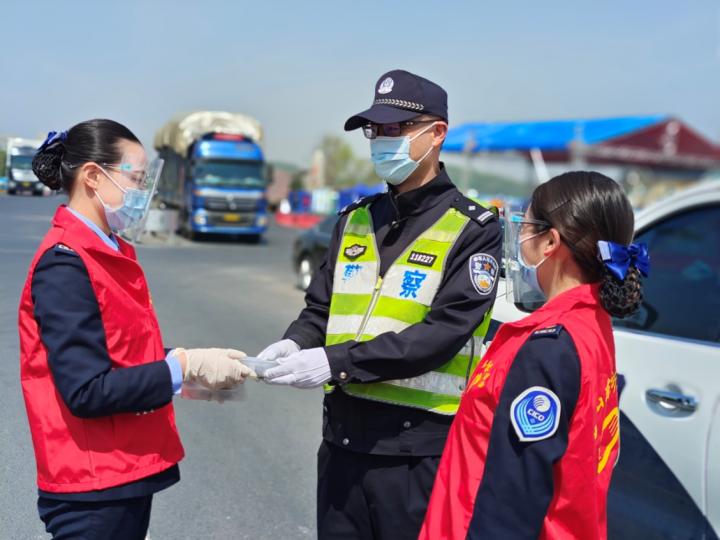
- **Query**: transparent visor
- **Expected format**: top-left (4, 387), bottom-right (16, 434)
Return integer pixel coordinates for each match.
top-left (127, 158), bottom-right (163, 243)
top-left (103, 155), bottom-right (164, 243)
top-left (503, 205), bottom-right (549, 310)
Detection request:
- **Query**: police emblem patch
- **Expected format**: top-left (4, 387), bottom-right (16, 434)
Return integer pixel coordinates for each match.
top-left (344, 244), bottom-right (367, 260)
top-left (469, 253), bottom-right (498, 295)
top-left (378, 77), bottom-right (394, 94)
top-left (510, 386), bottom-right (561, 442)
top-left (407, 251), bottom-right (437, 268)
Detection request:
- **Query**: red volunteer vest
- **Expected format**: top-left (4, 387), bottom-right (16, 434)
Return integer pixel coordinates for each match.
top-left (19, 206), bottom-right (184, 493)
top-left (421, 284), bottom-right (619, 540)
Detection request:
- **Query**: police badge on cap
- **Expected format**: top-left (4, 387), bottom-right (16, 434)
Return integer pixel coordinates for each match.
top-left (378, 77), bottom-right (394, 94)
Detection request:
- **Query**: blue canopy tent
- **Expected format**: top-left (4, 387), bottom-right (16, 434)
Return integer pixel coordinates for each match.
top-left (442, 115), bottom-right (720, 189)
top-left (443, 115), bottom-right (667, 153)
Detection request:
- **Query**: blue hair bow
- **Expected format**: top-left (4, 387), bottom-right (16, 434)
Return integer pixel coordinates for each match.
top-left (597, 240), bottom-right (650, 281)
top-left (38, 130), bottom-right (68, 150)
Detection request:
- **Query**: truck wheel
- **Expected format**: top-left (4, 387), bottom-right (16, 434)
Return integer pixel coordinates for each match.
top-left (7, 189), bottom-right (16, 195)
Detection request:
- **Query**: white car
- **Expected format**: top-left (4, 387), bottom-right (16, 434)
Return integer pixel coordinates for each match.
top-left (490, 181), bottom-right (720, 539)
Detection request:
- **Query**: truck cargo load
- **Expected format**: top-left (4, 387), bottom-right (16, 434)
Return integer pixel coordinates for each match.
top-left (154, 111), bottom-right (264, 156)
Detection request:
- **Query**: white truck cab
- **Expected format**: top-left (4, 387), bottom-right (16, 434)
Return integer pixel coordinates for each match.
top-left (6, 138), bottom-right (44, 196)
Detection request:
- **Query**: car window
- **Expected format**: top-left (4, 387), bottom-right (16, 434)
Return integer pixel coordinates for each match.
top-left (613, 204), bottom-right (720, 344)
top-left (318, 214), bottom-right (338, 234)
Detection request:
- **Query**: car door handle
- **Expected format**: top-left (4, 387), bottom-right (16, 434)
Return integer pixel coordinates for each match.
top-left (646, 388), bottom-right (698, 413)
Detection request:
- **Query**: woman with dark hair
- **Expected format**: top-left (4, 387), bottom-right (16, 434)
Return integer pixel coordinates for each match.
top-left (420, 171), bottom-right (649, 540)
top-left (19, 119), bottom-right (254, 539)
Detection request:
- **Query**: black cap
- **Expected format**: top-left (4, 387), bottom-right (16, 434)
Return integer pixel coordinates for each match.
top-left (344, 69), bottom-right (448, 131)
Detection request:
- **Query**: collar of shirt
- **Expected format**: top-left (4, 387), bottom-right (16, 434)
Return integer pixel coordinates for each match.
top-left (388, 163), bottom-right (455, 219)
top-left (65, 207), bottom-right (119, 252)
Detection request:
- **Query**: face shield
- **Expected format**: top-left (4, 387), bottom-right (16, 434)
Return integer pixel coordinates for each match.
top-left (503, 205), bottom-right (551, 310)
top-left (100, 154), bottom-right (164, 242)
top-left (126, 157), bottom-right (163, 243)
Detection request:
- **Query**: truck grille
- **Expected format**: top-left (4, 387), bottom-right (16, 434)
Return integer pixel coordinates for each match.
top-left (206, 212), bottom-right (256, 227)
top-left (204, 196), bottom-right (258, 212)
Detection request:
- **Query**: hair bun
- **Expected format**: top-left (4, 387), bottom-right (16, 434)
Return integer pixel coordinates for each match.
top-left (32, 143), bottom-right (64, 191)
top-left (599, 266), bottom-right (644, 318)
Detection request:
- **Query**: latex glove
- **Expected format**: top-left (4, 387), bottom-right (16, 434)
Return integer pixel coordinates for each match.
top-left (257, 339), bottom-right (301, 362)
top-left (181, 348), bottom-right (255, 390)
top-left (263, 347), bottom-right (331, 388)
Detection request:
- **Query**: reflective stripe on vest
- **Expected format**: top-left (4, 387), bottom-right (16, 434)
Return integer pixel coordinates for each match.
top-left (325, 206), bottom-right (493, 415)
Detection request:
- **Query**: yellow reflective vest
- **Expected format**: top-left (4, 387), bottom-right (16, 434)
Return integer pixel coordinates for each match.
top-left (325, 205), bottom-right (494, 415)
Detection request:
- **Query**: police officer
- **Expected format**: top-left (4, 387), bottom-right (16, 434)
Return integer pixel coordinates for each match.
top-left (420, 172), bottom-right (649, 539)
top-left (260, 70), bottom-right (502, 539)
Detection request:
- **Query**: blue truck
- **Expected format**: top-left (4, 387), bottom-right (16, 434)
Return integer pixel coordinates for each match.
top-left (154, 112), bottom-right (271, 241)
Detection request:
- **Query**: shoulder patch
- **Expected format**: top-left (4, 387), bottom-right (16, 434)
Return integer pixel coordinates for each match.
top-left (531, 324), bottom-right (564, 339)
top-left (469, 253), bottom-right (499, 295)
top-left (53, 243), bottom-right (77, 255)
top-left (338, 193), bottom-right (385, 215)
top-left (510, 386), bottom-right (561, 442)
top-left (450, 195), bottom-right (497, 226)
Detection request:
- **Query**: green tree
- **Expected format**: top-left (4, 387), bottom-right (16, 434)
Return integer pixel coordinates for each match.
top-left (290, 170), bottom-right (305, 191)
top-left (318, 135), bottom-right (377, 188)
top-left (0, 150), bottom-right (5, 177)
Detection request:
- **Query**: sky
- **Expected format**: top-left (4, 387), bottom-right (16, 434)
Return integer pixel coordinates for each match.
top-left (2, 0), bottom-right (719, 168)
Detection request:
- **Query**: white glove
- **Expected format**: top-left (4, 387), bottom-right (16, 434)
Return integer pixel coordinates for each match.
top-left (263, 347), bottom-right (331, 388)
top-left (181, 348), bottom-right (255, 390)
top-left (257, 339), bottom-right (301, 362)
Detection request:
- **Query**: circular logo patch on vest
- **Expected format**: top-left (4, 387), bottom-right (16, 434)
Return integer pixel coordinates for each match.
top-left (469, 253), bottom-right (498, 295)
top-left (510, 386), bottom-right (561, 442)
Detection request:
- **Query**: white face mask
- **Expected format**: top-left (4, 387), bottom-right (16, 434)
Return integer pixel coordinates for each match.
top-left (369, 123), bottom-right (436, 185)
top-left (518, 231), bottom-right (551, 296)
top-left (95, 167), bottom-right (151, 232)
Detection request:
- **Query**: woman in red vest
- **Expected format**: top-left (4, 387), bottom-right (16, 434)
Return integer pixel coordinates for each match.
top-left (420, 171), bottom-right (649, 540)
top-left (19, 119), bottom-right (254, 539)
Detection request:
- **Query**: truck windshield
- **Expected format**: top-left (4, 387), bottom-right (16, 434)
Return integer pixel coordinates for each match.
top-left (193, 161), bottom-right (266, 189)
top-left (10, 155), bottom-right (34, 170)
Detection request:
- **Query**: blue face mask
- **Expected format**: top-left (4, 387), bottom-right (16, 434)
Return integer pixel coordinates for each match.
top-left (370, 123), bottom-right (435, 185)
top-left (518, 233), bottom-right (550, 295)
top-left (96, 168), bottom-right (151, 232)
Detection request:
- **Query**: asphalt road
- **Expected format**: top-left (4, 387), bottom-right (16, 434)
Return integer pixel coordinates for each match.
top-left (0, 196), bottom-right (322, 539)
